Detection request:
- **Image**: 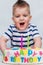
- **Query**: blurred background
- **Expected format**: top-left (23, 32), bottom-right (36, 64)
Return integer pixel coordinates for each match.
top-left (0, 0), bottom-right (43, 62)
top-left (0, 0), bottom-right (43, 48)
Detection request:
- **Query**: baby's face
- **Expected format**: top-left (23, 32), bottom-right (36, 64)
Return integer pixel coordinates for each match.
top-left (12, 7), bottom-right (32, 31)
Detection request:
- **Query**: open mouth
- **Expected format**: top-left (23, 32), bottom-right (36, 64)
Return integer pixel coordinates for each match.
top-left (20, 22), bottom-right (25, 26)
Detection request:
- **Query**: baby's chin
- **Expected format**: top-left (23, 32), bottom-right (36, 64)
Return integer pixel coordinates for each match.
top-left (18, 27), bottom-right (27, 31)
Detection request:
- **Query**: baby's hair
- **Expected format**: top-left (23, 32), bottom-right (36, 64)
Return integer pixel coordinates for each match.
top-left (12, 0), bottom-right (30, 15)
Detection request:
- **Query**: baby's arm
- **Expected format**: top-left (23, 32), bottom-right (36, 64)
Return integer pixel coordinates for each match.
top-left (33, 36), bottom-right (42, 48)
top-left (0, 36), bottom-right (8, 54)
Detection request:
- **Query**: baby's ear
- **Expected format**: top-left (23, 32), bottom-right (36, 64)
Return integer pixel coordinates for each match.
top-left (29, 15), bottom-right (32, 22)
top-left (29, 16), bottom-right (32, 22)
top-left (30, 15), bottom-right (32, 19)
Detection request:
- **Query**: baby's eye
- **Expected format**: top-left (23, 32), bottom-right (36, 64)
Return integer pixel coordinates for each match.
top-left (15, 16), bottom-right (20, 18)
top-left (23, 15), bottom-right (28, 17)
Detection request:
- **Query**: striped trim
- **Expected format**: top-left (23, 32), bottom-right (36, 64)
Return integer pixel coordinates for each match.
top-left (11, 43), bottom-right (34, 47)
top-left (12, 34), bottom-right (33, 38)
top-left (13, 30), bottom-right (28, 33)
top-left (29, 29), bottom-right (38, 32)
top-left (12, 40), bottom-right (27, 42)
top-left (12, 35), bottom-right (28, 38)
top-left (8, 29), bottom-right (12, 33)
top-left (33, 33), bottom-right (39, 36)
top-left (5, 32), bottom-right (12, 39)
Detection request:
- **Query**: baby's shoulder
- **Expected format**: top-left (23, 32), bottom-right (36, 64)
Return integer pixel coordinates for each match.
top-left (30, 23), bottom-right (37, 28)
top-left (9, 24), bottom-right (15, 28)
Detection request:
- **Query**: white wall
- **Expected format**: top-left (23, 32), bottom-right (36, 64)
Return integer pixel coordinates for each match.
top-left (0, 0), bottom-right (43, 47)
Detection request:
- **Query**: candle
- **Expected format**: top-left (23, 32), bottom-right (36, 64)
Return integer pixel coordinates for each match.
top-left (21, 36), bottom-right (23, 48)
top-left (27, 36), bottom-right (30, 47)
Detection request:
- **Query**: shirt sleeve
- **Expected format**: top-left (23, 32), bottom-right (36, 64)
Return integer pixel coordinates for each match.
top-left (3, 25), bottom-right (12, 40)
top-left (32, 26), bottom-right (41, 38)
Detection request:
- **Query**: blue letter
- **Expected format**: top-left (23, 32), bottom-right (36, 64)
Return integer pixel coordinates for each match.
top-left (21, 57), bottom-right (24, 62)
top-left (37, 57), bottom-right (41, 62)
top-left (28, 49), bottom-right (32, 56)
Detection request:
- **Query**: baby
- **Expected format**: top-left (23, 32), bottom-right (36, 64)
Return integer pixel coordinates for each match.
top-left (0, 0), bottom-right (42, 54)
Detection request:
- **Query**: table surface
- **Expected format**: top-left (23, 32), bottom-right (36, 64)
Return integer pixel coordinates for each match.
top-left (0, 62), bottom-right (43, 65)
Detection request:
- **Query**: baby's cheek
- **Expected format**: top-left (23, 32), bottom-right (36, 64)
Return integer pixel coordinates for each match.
top-left (25, 19), bottom-right (29, 23)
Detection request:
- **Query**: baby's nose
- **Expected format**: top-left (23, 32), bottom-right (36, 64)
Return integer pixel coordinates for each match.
top-left (20, 16), bottom-right (24, 21)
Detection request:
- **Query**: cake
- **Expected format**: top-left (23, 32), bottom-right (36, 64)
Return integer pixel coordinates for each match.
top-left (3, 47), bottom-right (43, 64)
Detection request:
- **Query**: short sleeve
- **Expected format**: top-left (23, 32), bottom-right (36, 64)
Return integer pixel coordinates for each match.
top-left (3, 25), bottom-right (12, 40)
top-left (32, 26), bottom-right (41, 38)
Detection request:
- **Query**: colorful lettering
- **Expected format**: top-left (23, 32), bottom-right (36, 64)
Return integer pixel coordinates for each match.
top-left (21, 57), bottom-right (24, 62)
top-left (16, 57), bottom-right (20, 62)
top-left (33, 57), bottom-right (38, 62)
top-left (10, 57), bottom-right (14, 62)
top-left (20, 49), bottom-right (24, 55)
top-left (3, 47), bottom-right (43, 63)
top-left (37, 57), bottom-right (41, 62)
top-left (4, 56), bottom-right (8, 62)
top-left (39, 51), bottom-right (43, 56)
top-left (23, 49), bottom-right (28, 56)
top-left (28, 49), bottom-right (32, 56)
top-left (14, 51), bottom-right (20, 57)
top-left (32, 51), bottom-right (37, 56)
top-left (24, 57), bottom-right (28, 63)
top-left (29, 57), bottom-right (33, 63)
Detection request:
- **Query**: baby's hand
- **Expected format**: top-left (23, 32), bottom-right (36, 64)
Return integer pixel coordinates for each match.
top-left (30, 46), bottom-right (35, 49)
top-left (30, 46), bottom-right (40, 50)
